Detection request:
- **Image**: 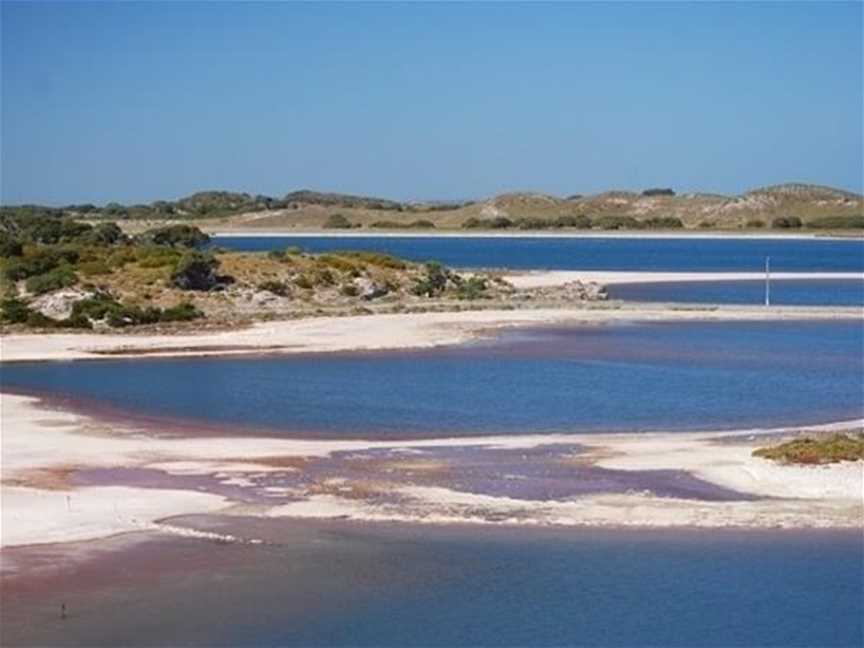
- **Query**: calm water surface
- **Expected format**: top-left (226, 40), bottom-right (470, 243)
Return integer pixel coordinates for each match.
top-left (608, 278), bottom-right (864, 306)
top-left (213, 235), bottom-right (864, 271)
top-left (2, 520), bottom-right (861, 647)
top-left (3, 321), bottom-right (862, 436)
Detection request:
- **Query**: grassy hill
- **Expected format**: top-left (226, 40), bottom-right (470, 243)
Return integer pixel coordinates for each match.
top-left (3, 183), bottom-right (862, 233)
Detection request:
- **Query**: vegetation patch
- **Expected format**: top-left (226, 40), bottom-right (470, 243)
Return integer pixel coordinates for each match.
top-left (806, 215), bottom-right (864, 229)
top-left (753, 433), bottom-right (864, 465)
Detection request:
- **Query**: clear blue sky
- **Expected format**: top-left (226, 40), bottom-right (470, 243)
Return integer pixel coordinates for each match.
top-left (2, 1), bottom-right (862, 205)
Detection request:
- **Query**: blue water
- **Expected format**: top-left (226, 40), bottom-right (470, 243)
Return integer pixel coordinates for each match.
top-left (4, 320), bottom-right (862, 436)
top-left (213, 235), bottom-right (864, 271)
top-left (609, 278), bottom-right (864, 306)
top-left (5, 522), bottom-right (860, 647)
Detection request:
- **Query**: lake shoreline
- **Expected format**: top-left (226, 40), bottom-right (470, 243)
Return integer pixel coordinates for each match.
top-left (3, 301), bottom-right (862, 363)
top-left (211, 229), bottom-right (864, 241)
top-left (2, 391), bottom-right (861, 554)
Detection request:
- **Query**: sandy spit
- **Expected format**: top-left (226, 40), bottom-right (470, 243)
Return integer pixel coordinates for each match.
top-left (505, 271), bottom-right (864, 288)
top-left (2, 393), bottom-right (861, 549)
top-left (2, 304), bottom-right (862, 363)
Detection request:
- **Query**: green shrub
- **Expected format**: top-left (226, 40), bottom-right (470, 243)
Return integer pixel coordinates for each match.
top-left (409, 219), bottom-right (436, 229)
top-left (806, 215), bottom-right (864, 229)
top-left (642, 216), bottom-right (683, 229)
top-left (313, 268), bottom-right (335, 286)
top-left (142, 224), bottom-right (210, 248)
top-left (156, 302), bottom-right (202, 323)
top-left (294, 274), bottom-right (313, 290)
top-left (341, 283), bottom-right (360, 297)
top-left (0, 297), bottom-right (32, 324)
top-left (771, 216), bottom-right (803, 229)
top-left (323, 213), bottom-right (353, 229)
top-left (267, 249), bottom-right (286, 261)
top-left (135, 246), bottom-right (182, 268)
top-left (68, 294), bottom-right (201, 327)
top-left (25, 311), bottom-right (58, 328)
top-left (593, 215), bottom-right (642, 230)
top-left (25, 266), bottom-right (78, 295)
top-left (258, 280), bottom-right (290, 296)
top-left (745, 219), bottom-right (765, 228)
top-left (462, 217), bottom-right (514, 229)
top-left (171, 252), bottom-right (221, 290)
top-left (81, 222), bottom-right (125, 245)
top-left (753, 433), bottom-right (864, 464)
top-left (516, 217), bottom-right (553, 230)
top-left (412, 261), bottom-right (449, 297)
top-left (0, 232), bottom-right (23, 257)
top-left (555, 215), bottom-right (592, 228)
top-left (78, 260), bottom-right (112, 276)
top-left (317, 255), bottom-right (359, 273)
top-left (4, 247), bottom-right (79, 281)
top-left (454, 275), bottom-right (488, 300)
top-left (327, 250), bottom-right (406, 269)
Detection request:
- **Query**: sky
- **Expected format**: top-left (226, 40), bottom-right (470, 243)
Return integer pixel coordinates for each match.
top-left (1, 1), bottom-right (862, 206)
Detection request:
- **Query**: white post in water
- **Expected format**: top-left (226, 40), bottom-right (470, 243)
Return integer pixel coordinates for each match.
top-left (764, 256), bottom-right (771, 306)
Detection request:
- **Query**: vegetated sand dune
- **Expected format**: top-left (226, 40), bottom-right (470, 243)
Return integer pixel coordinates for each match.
top-left (111, 183), bottom-right (864, 234)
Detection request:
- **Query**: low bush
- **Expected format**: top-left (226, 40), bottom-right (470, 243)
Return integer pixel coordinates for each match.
top-left (771, 216), bottom-right (803, 229)
top-left (327, 250), bottom-right (406, 269)
top-left (516, 217), bottom-right (554, 230)
top-left (462, 217), bottom-right (514, 229)
top-left (4, 247), bottom-right (79, 280)
top-left (141, 224), bottom-right (210, 248)
top-left (171, 252), bottom-right (221, 290)
top-left (135, 246), bottom-right (182, 268)
top-left (78, 260), bottom-right (112, 276)
top-left (323, 213), bottom-right (353, 229)
top-left (454, 275), bottom-right (488, 300)
top-left (745, 219), bottom-right (765, 228)
top-left (258, 280), bottom-right (290, 296)
top-left (25, 266), bottom-right (78, 295)
top-left (593, 215), bottom-right (642, 230)
top-left (0, 297), bottom-right (32, 324)
top-left (753, 433), bottom-right (864, 464)
top-left (642, 216), bottom-right (683, 229)
top-left (68, 294), bottom-right (202, 328)
top-left (641, 188), bottom-right (675, 197)
top-left (555, 214), bottom-right (592, 228)
top-left (412, 261), bottom-right (449, 297)
top-left (0, 232), bottom-right (23, 257)
top-left (340, 283), bottom-right (360, 297)
top-left (806, 215), bottom-right (864, 229)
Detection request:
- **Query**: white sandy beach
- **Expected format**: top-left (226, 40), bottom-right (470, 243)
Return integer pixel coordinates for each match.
top-left (2, 302), bottom-right (862, 363)
top-left (505, 270), bottom-right (864, 288)
top-left (1, 393), bottom-right (861, 550)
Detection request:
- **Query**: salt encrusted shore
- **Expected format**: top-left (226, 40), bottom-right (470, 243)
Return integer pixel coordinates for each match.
top-left (505, 270), bottom-right (864, 288)
top-left (2, 393), bottom-right (861, 551)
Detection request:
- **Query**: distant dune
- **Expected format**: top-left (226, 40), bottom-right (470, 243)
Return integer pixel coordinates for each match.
top-left (5, 183), bottom-right (862, 233)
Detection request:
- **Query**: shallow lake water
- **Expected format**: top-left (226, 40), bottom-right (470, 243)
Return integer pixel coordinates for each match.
top-left (213, 235), bottom-right (864, 272)
top-left (608, 278), bottom-right (864, 306)
top-left (3, 320), bottom-right (862, 437)
top-left (2, 520), bottom-right (861, 647)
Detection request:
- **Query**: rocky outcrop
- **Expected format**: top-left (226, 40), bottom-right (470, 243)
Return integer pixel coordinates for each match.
top-left (30, 288), bottom-right (93, 320)
top-left (353, 277), bottom-right (389, 300)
